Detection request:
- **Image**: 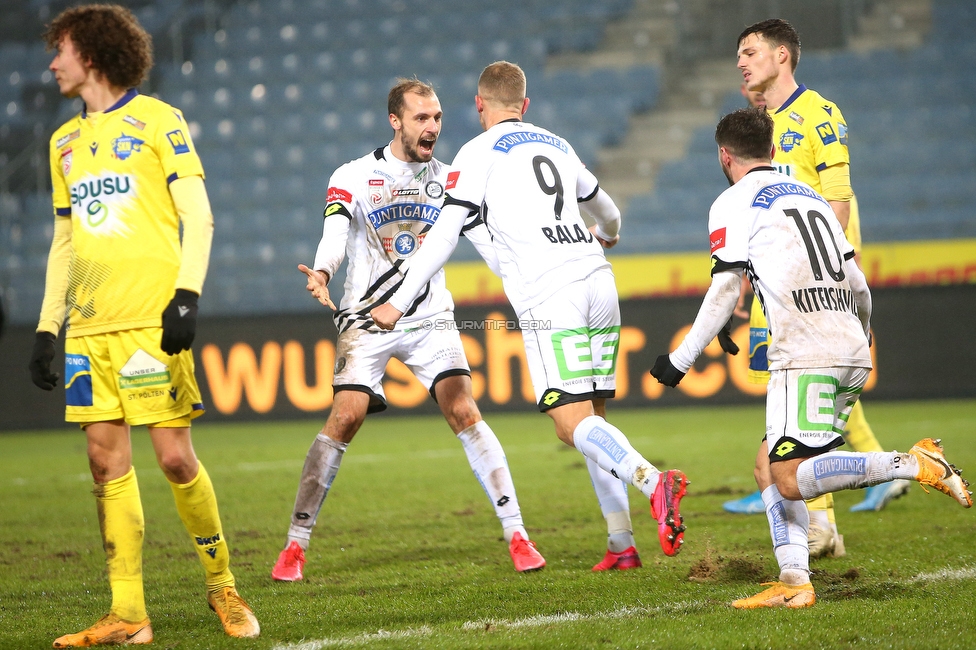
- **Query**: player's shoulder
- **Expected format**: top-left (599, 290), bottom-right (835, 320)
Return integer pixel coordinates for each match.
top-left (126, 93), bottom-right (186, 124)
top-left (51, 113), bottom-right (82, 147)
top-left (333, 147), bottom-right (383, 178)
top-left (796, 86), bottom-right (845, 122)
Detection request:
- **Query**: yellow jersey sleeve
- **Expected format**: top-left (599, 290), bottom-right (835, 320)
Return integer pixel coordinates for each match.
top-left (153, 106), bottom-right (204, 183)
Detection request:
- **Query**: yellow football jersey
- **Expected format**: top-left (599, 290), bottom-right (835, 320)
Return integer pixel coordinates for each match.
top-left (768, 84), bottom-right (849, 192)
top-left (48, 90), bottom-right (204, 337)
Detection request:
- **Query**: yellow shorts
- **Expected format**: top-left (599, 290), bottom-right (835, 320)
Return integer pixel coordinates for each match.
top-left (64, 327), bottom-right (205, 427)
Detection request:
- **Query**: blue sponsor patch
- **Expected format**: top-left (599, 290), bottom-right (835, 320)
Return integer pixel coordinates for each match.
top-left (111, 133), bottom-right (145, 161)
top-left (65, 353), bottom-right (94, 407)
top-left (779, 129), bottom-right (804, 152)
top-left (367, 202), bottom-right (441, 229)
top-left (816, 122), bottom-right (837, 145)
top-left (586, 426), bottom-right (628, 464)
top-left (166, 129), bottom-right (191, 154)
top-left (838, 122), bottom-right (848, 146)
top-left (813, 455), bottom-right (866, 479)
top-left (769, 501), bottom-right (789, 547)
top-left (492, 131), bottom-right (568, 154)
top-left (751, 182), bottom-right (828, 210)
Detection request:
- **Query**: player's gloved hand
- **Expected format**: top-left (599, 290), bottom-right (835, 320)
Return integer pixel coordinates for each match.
top-left (650, 354), bottom-right (685, 387)
top-left (29, 331), bottom-right (60, 390)
top-left (161, 289), bottom-right (199, 355)
top-left (717, 317), bottom-right (739, 355)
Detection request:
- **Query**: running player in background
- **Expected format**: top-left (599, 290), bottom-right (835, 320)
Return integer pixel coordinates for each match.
top-left (371, 61), bottom-right (690, 563)
top-left (723, 20), bottom-right (911, 544)
top-left (270, 78), bottom-right (546, 582)
top-left (29, 5), bottom-right (258, 646)
top-left (652, 107), bottom-right (971, 609)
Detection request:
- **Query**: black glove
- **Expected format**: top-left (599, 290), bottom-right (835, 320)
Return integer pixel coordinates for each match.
top-left (651, 354), bottom-right (685, 387)
top-left (29, 331), bottom-right (60, 390)
top-left (717, 317), bottom-right (740, 355)
top-left (161, 289), bottom-right (199, 355)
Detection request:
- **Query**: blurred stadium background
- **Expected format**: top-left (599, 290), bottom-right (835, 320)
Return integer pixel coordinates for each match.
top-left (1, 0), bottom-right (974, 429)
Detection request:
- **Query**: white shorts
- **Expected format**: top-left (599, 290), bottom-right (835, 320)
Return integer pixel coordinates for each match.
top-left (332, 316), bottom-right (469, 413)
top-left (520, 268), bottom-right (620, 411)
top-left (765, 366), bottom-right (869, 462)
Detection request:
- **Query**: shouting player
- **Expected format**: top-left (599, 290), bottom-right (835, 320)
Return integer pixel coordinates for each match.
top-left (270, 78), bottom-right (546, 582)
top-left (651, 107), bottom-right (971, 608)
top-left (370, 61), bottom-right (690, 563)
top-left (29, 5), bottom-right (258, 646)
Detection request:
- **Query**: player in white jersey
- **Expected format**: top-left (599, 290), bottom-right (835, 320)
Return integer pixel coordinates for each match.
top-left (651, 108), bottom-right (971, 608)
top-left (371, 61), bottom-right (690, 563)
top-left (271, 79), bottom-right (546, 581)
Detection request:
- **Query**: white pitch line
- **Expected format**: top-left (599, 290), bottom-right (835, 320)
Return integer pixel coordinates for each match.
top-left (271, 601), bottom-right (709, 649)
top-left (910, 566), bottom-right (976, 582)
top-left (272, 566), bottom-right (976, 649)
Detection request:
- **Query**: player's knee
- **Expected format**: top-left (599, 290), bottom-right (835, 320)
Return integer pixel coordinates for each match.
top-left (774, 479), bottom-right (803, 501)
top-left (156, 450), bottom-right (197, 483)
top-left (329, 407), bottom-right (366, 439)
top-left (442, 396), bottom-right (481, 432)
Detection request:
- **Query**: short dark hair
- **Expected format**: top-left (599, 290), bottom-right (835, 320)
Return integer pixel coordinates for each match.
top-left (715, 108), bottom-right (774, 161)
top-left (44, 4), bottom-right (153, 89)
top-left (388, 77), bottom-right (436, 119)
top-left (738, 18), bottom-right (801, 72)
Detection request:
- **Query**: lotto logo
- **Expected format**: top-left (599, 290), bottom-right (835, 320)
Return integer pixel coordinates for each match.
top-left (774, 441), bottom-right (796, 457)
top-left (542, 391), bottom-right (560, 406)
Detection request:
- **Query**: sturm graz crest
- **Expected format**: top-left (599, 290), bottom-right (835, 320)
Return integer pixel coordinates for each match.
top-left (425, 181), bottom-right (444, 199)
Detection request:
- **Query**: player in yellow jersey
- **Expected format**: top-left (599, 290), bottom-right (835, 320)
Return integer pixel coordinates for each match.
top-left (721, 19), bottom-right (911, 551)
top-left (28, 5), bottom-right (258, 646)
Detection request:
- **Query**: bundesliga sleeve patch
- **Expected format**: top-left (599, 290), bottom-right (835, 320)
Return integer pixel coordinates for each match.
top-left (446, 171), bottom-right (460, 189)
top-left (709, 227), bottom-right (727, 253)
top-left (327, 186), bottom-right (352, 203)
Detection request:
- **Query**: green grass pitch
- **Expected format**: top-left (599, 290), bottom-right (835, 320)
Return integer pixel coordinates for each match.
top-left (1, 400), bottom-right (974, 649)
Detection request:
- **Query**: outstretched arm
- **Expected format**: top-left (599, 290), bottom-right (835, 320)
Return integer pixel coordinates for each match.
top-left (370, 200), bottom-right (468, 329)
top-left (651, 270), bottom-right (742, 386)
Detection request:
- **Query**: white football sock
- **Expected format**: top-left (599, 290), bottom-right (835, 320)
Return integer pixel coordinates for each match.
top-left (586, 457), bottom-right (634, 552)
top-left (287, 433), bottom-right (347, 549)
top-left (762, 485), bottom-right (810, 584)
top-left (573, 416), bottom-right (660, 498)
top-left (795, 451), bottom-right (917, 500)
top-left (457, 421), bottom-right (526, 543)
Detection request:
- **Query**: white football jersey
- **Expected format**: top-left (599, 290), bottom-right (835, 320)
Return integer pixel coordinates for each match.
top-left (322, 146), bottom-right (456, 333)
top-left (708, 168), bottom-right (871, 370)
top-left (446, 120), bottom-right (611, 315)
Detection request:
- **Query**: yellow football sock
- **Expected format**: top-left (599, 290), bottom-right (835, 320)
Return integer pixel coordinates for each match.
top-left (94, 467), bottom-right (147, 622)
top-left (843, 400), bottom-right (884, 452)
top-left (169, 462), bottom-right (235, 591)
top-left (824, 493), bottom-right (836, 525)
